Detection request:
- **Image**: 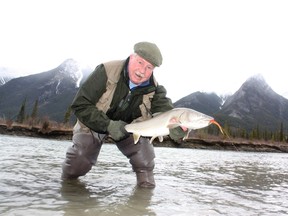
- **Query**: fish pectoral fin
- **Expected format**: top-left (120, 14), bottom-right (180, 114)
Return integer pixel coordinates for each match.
top-left (149, 136), bottom-right (164, 144)
top-left (133, 134), bottom-right (141, 144)
top-left (169, 117), bottom-right (179, 124)
top-left (150, 136), bottom-right (157, 144)
top-left (167, 123), bottom-right (181, 129)
top-left (167, 117), bottom-right (181, 129)
top-left (183, 129), bottom-right (191, 140)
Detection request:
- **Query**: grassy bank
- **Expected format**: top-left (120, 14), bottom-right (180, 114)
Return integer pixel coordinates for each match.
top-left (1, 122), bottom-right (287, 153)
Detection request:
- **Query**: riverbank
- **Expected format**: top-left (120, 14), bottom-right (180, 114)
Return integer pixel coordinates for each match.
top-left (0, 124), bottom-right (287, 153)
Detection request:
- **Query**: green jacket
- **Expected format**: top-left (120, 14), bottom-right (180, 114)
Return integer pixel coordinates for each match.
top-left (71, 58), bottom-right (174, 133)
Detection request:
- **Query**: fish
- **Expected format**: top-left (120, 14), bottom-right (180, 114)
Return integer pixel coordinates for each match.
top-left (124, 107), bottom-right (224, 144)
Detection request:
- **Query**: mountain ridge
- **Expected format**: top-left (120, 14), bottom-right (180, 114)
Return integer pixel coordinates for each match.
top-left (0, 59), bottom-right (287, 135)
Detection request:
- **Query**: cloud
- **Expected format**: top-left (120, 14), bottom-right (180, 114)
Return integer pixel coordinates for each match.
top-left (0, 0), bottom-right (287, 101)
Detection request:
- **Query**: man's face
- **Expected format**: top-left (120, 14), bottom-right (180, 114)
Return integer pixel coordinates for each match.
top-left (128, 54), bottom-right (155, 85)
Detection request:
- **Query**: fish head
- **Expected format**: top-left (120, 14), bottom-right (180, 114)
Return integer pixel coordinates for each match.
top-left (177, 110), bottom-right (214, 130)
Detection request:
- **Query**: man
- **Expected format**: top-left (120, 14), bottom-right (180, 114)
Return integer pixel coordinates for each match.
top-left (62, 41), bottom-right (186, 188)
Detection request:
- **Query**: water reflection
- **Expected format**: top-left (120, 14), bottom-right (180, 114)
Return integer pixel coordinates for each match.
top-left (60, 180), bottom-right (155, 216)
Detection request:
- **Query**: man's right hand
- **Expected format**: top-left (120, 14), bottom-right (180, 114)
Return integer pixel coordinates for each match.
top-left (107, 120), bottom-right (129, 142)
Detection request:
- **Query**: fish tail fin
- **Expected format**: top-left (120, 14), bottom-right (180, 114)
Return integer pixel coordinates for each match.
top-left (209, 120), bottom-right (224, 135)
top-left (209, 120), bottom-right (231, 138)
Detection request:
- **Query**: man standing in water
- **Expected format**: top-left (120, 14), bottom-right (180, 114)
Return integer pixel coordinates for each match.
top-left (62, 41), bottom-right (186, 188)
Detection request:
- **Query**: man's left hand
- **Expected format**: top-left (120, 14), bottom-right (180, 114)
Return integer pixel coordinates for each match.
top-left (169, 127), bottom-right (187, 143)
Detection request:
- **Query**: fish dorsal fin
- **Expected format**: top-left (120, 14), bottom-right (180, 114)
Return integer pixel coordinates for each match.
top-left (133, 134), bottom-right (141, 144)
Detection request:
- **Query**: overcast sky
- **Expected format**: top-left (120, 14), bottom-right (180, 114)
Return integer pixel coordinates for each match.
top-left (1, 0), bottom-right (287, 102)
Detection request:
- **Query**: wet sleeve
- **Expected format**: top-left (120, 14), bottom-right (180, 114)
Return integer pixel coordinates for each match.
top-left (71, 64), bottom-right (111, 133)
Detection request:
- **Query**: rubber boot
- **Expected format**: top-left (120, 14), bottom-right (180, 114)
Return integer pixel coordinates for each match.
top-left (116, 136), bottom-right (156, 188)
top-left (135, 168), bottom-right (155, 188)
top-left (62, 132), bottom-right (102, 180)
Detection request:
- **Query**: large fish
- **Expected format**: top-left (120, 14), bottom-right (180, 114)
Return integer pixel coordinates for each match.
top-left (124, 107), bottom-right (224, 144)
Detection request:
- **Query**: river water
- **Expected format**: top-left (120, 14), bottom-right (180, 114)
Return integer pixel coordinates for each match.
top-left (0, 135), bottom-right (287, 216)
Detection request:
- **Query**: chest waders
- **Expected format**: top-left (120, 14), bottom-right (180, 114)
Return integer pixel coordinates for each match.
top-left (62, 60), bottom-right (156, 188)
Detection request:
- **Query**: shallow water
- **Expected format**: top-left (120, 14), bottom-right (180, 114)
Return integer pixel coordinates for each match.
top-left (0, 135), bottom-right (287, 216)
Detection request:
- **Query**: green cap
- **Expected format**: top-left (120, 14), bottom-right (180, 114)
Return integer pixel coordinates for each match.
top-left (134, 42), bottom-right (163, 67)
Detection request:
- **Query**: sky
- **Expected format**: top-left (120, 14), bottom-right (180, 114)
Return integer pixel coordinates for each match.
top-left (1, 0), bottom-right (288, 102)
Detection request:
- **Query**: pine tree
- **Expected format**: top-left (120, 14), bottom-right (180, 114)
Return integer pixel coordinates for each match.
top-left (16, 98), bottom-right (26, 123)
top-left (279, 122), bottom-right (284, 142)
top-left (63, 106), bottom-right (72, 124)
top-left (31, 99), bottom-right (39, 120)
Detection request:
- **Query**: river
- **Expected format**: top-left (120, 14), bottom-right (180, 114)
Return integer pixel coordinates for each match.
top-left (0, 135), bottom-right (287, 216)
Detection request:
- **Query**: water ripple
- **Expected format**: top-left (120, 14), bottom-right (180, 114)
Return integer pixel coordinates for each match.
top-left (0, 135), bottom-right (288, 215)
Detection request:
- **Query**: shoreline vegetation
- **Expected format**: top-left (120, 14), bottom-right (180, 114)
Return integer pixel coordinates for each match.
top-left (1, 123), bottom-right (287, 153)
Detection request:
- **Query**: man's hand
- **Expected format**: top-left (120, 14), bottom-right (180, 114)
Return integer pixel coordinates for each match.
top-left (107, 120), bottom-right (130, 142)
top-left (169, 127), bottom-right (187, 143)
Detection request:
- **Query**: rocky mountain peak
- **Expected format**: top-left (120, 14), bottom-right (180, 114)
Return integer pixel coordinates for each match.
top-left (0, 76), bottom-right (13, 86)
top-left (242, 74), bottom-right (272, 92)
top-left (174, 91), bottom-right (222, 116)
top-left (56, 58), bottom-right (83, 87)
top-left (224, 74), bottom-right (276, 109)
top-left (218, 74), bottom-right (288, 131)
top-left (1, 62), bottom-right (287, 133)
top-left (0, 67), bottom-right (15, 86)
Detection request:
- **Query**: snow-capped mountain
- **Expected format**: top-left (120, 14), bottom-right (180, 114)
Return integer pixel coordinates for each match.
top-left (57, 58), bottom-right (83, 87)
top-left (0, 67), bottom-right (16, 86)
top-left (173, 74), bottom-right (288, 133)
top-left (1, 61), bottom-right (287, 133)
top-left (0, 76), bottom-right (13, 86)
top-left (0, 59), bottom-right (92, 122)
top-left (283, 91), bottom-right (288, 99)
